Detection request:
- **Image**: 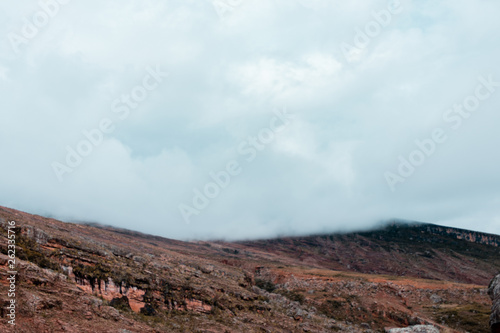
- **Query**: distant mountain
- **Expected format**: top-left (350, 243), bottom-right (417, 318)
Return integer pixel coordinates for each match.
top-left (233, 221), bottom-right (500, 286)
top-left (0, 206), bottom-right (497, 332)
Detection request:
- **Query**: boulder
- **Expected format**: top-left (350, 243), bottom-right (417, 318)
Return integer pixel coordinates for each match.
top-left (385, 325), bottom-right (439, 333)
top-left (489, 274), bottom-right (500, 333)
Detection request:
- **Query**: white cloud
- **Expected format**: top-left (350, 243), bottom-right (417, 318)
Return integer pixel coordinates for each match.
top-left (0, 0), bottom-right (499, 240)
top-left (0, 65), bottom-right (8, 81)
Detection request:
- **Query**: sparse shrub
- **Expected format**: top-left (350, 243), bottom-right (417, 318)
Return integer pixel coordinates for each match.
top-left (72, 261), bottom-right (112, 290)
top-left (222, 248), bottom-right (240, 255)
top-left (140, 303), bottom-right (157, 316)
top-left (255, 279), bottom-right (276, 292)
top-left (110, 296), bottom-right (132, 312)
top-left (277, 289), bottom-right (305, 304)
top-left (16, 231), bottom-right (61, 272)
top-left (318, 299), bottom-right (345, 320)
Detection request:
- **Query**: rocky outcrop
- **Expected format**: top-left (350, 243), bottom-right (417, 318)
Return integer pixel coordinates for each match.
top-left (490, 274), bottom-right (500, 332)
top-left (385, 325), bottom-right (439, 333)
top-left (72, 275), bottom-right (146, 312)
top-left (24, 225), bottom-right (51, 245)
top-left (423, 224), bottom-right (500, 247)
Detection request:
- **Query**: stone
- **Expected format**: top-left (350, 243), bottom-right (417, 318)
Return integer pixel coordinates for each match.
top-left (489, 274), bottom-right (500, 332)
top-left (385, 325), bottom-right (439, 333)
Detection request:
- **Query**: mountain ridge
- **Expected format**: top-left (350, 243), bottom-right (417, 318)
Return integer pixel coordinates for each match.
top-left (0, 205), bottom-right (498, 332)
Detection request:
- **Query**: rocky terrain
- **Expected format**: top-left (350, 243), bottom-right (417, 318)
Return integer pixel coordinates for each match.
top-left (234, 222), bottom-right (500, 286)
top-left (0, 205), bottom-right (499, 332)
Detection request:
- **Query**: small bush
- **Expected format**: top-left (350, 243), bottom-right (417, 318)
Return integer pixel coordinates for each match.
top-left (255, 279), bottom-right (276, 292)
top-left (110, 296), bottom-right (132, 312)
top-left (277, 289), bottom-right (305, 304)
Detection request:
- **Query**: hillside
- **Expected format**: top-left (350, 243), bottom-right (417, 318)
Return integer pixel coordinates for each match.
top-left (233, 222), bottom-right (500, 286)
top-left (0, 206), bottom-right (498, 332)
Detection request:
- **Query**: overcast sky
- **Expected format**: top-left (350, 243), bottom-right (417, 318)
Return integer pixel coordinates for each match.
top-left (1, 0), bottom-right (499, 240)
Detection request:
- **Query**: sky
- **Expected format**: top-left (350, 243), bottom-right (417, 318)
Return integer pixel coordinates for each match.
top-left (0, 0), bottom-right (499, 240)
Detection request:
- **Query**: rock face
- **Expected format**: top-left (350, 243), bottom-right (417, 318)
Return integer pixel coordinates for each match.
top-left (490, 274), bottom-right (500, 332)
top-left (385, 325), bottom-right (439, 333)
top-left (72, 276), bottom-right (146, 312)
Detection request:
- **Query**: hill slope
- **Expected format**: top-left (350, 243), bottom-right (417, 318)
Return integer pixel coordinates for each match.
top-left (233, 222), bottom-right (500, 285)
top-left (0, 206), bottom-right (498, 332)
